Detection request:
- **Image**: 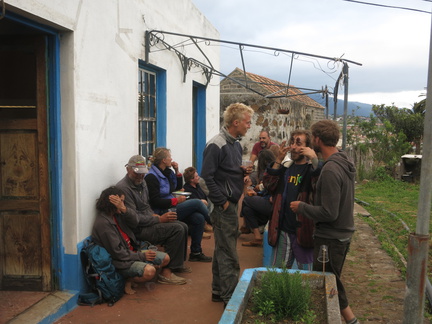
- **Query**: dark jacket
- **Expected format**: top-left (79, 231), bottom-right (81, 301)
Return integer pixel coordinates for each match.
top-left (263, 160), bottom-right (321, 246)
top-left (201, 127), bottom-right (244, 206)
top-left (116, 175), bottom-right (160, 228)
top-left (297, 151), bottom-right (356, 240)
top-left (92, 212), bottom-right (147, 270)
top-left (183, 183), bottom-right (207, 201)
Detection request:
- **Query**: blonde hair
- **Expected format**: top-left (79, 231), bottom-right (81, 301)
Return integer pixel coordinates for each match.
top-left (223, 102), bottom-right (254, 127)
top-left (153, 147), bottom-right (170, 165)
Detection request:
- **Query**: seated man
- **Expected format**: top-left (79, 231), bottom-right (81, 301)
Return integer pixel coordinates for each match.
top-left (116, 155), bottom-right (190, 285)
top-left (145, 148), bottom-right (212, 262)
top-left (240, 150), bottom-right (276, 246)
top-left (183, 166), bottom-right (213, 233)
top-left (92, 186), bottom-right (172, 293)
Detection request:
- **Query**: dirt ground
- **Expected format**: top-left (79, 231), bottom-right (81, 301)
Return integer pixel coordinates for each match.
top-left (345, 209), bottom-right (431, 324)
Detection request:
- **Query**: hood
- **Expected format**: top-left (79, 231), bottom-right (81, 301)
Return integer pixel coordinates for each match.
top-left (326, 151), bottom-right (356, 180)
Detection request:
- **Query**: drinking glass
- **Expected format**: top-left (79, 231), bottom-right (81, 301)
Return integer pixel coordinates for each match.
top-left (317, 245), bottom-right (329, 273)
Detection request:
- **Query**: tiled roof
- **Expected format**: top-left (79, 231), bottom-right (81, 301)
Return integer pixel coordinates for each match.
top-left (226, 68), bottom-right (324, 109)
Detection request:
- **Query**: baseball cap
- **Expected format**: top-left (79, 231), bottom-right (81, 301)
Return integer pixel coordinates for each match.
top-left (126, 155), bottom-right (149, 174)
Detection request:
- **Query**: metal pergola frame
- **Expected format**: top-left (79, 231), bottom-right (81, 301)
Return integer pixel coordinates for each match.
top-left (145, 30), bottom-right (362, 148)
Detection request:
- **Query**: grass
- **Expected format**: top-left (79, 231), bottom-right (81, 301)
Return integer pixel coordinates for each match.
top-left (251, 269), bottom-right (313, 322)
top-left (355, 178), bottom-right (432, 318)
top-left (355, 178), bottom-right (432, 279)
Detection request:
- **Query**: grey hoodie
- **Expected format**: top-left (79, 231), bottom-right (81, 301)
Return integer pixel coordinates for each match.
top-left (298, 151), bottom-right (356, 240)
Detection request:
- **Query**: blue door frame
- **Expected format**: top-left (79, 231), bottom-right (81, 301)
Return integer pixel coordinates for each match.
top-left (193, 82), bottom-right (206, 174)
top-left (4, 12), bottom-right (64, 290)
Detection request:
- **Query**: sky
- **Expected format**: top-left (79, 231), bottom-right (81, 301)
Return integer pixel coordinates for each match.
top-left (192, 0), bottom-right (431, 109)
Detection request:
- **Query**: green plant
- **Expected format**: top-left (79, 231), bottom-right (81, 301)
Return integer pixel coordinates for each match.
top-left (295, 309), bottom-right (317, 323)
top-left (251, 268), bottom-right (311, 322)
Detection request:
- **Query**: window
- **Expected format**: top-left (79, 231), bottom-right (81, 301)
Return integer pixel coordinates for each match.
top-left (138, 68), bottom-right (156, 157)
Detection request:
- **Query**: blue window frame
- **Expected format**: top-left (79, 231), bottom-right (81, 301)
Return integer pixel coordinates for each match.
top-left (138, 63), bottom-right (166, 156)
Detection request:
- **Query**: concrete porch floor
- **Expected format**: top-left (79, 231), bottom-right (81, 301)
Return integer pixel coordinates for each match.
top-left (1, 231), bottom-right (263, 324)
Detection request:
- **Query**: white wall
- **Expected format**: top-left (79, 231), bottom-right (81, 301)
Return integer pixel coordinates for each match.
top-left (6, 0), bottom-right (220, 254)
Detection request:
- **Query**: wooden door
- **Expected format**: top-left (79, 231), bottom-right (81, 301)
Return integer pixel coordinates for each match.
top-left (0, 36), bottom-right (52, 291)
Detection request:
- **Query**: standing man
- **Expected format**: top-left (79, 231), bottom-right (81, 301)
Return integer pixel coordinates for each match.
top-left (263, 129), bottom-right (321, 270)
top-left (250, 130), bottom-right (278, 164)
top-left (201, 102), bottom-right (254, 307)
top-left (117, 155), bottom-right (190, 285)
top-left (290, 120), bottom-right (359, 324)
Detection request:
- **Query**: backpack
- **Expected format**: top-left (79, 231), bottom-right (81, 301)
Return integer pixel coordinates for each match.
top-left (78, 239), bottom-right (125, 307)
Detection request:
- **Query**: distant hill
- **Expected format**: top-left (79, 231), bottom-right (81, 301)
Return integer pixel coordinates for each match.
top-left (308, 94), bottom-right (373, 117)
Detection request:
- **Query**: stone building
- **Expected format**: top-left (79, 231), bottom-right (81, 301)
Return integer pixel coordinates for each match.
top-left (220, 68), bottom-right (325, 156)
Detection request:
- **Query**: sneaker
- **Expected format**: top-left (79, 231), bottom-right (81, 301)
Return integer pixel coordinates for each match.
top-left (212, 293), bottom-right (223, 302)
top-left (189, 252), bottom-right (212, 262)
top-left (172, 266), bottom-right (192, 273)
top-left (157, 274), bottom-right (187, 285)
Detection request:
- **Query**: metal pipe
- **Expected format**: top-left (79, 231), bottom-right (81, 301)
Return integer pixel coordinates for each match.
top-left (342, 62), bottom-right (349, 150)
top-left (148, 30), bottom-right (363, 66)
top-left (403, 13), bottom-right (432, 323)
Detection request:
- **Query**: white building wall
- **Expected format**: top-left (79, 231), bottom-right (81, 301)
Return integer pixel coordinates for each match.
top-left (6, 0), bottom-right (220, 254)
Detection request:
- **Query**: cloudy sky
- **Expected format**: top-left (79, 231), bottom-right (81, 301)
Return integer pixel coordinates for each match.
top-left (192, 0), bottom-right (431, 108)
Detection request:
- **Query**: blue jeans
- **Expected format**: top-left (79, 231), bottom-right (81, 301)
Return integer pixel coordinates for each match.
top-left (176, 199), bottom-right (206, 254)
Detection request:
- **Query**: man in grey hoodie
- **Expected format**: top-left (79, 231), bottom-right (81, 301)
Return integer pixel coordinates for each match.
top-left (201, 102), bottom-right (254, 307)
top-left (291, 119), bottom-right (359, 324)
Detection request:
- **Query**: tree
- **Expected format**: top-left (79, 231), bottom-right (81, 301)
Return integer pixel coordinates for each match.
top-left (348, 113), bottom-right (412, 180)
top-left (372, 103), bottom-right (424, 154)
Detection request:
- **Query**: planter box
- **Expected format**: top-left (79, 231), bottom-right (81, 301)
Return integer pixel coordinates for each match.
top-left (219, 267), bottom-right (341, 324)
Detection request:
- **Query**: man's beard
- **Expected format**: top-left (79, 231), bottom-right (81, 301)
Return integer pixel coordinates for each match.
top-left (260, 141), bottom-right (266, 148)
top-left (291, 151), bottom-right (305, 162)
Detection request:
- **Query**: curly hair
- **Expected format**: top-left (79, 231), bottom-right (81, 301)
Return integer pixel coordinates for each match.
top-left (183, 166), bottom-right (197, 184)
top-left (290, 129), bottom-right (312, 148)
top-left (96, 186), bottom-right (125, 214)
top-left (223, 102), bottom-right (254, 127)
top-left (311, 120), bottom-right (340, 147)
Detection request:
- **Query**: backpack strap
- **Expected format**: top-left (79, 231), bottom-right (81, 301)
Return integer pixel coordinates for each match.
top-left (77, 292), bottom-right (103, 307)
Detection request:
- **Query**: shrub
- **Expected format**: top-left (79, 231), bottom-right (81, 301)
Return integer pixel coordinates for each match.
top-left (251, 268), bottom-right (312, 322)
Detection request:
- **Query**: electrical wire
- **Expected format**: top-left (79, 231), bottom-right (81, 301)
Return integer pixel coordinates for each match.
top-left (342, 0), bottom-right (431, 14)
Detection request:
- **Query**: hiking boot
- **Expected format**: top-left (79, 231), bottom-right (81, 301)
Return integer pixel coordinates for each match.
top-left (189, 252), bottom-right (212, 262)
top-left (171, 266), bottom-right (192, 273)
top-left (157, 274), bottom-right (187, 285)
top-left (212, 293), bottom-right (223, 302)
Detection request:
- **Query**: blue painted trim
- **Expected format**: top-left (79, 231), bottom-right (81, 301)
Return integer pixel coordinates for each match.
top-left (5, 12), bottom-right (58, 35)
top-left (193, 82), bottom-right (206, 174)
top-left (156, 70), bottom-right (167, 147)
top-left (5, 12), bottom-right (65, 291)
top-left (38, 291), bottom-right (79, 324)
top-left (47, 35), bottom-right (65, 291)
top-left (219, 268), bottom-right (313, 324)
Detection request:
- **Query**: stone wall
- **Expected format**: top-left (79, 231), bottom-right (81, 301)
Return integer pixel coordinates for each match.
top-left (220, 85), bottom-right (325, 157)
